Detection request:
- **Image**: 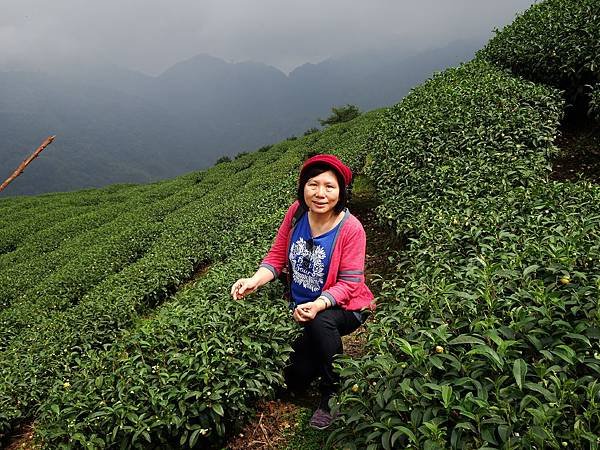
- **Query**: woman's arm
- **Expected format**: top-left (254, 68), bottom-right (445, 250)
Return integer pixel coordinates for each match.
top-left (230, 201), bottom-right (300, 300)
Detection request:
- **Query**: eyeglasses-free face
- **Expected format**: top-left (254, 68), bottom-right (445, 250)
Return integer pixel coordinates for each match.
top-left (303, 170), bottom-right (340, 216)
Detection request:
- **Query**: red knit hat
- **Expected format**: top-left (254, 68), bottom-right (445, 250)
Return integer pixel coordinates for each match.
top-left (300, 154), bottom-right (353, 186)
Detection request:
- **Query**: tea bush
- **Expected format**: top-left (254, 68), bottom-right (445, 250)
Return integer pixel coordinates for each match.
top-left (0, 204), bottom-right (96, 254)
top-left (0, 151), bottom-right (269, 439)
top-left (366, 59), bottom-right (563, 238)
top-left (0, 182), bottom-right (155, 254)
top-left (332, 183), bottom-right (600, 449)
top-left (36, 246), bottom-right (297, 449)
top-left (330, 56), bottom-right (600, 449)
top-left (0, 149), bottom-right (272, 316)
top-left (0, 180), bottom-right (186, 271)
top-left (0, 179), bottom-right (193, 308)
top-left (0, 111), bottom-right (383, 445)
top-left (0, 182), bottom-right (209, 314)
top-left (479, 0), bottom-right (600, 109)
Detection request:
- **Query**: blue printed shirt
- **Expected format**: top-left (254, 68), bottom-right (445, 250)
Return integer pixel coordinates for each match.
top-left (289, 212), bottom-right (340, 306)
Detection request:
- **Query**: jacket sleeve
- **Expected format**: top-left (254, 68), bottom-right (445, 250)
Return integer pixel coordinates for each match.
top-left (259, 201), bottom-right (299, 279)
top-left (321, 222), bottom-right (367, 309)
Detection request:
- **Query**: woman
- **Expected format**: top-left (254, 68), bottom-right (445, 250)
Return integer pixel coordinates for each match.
top-left (230, 154), bottom-right (374, 429)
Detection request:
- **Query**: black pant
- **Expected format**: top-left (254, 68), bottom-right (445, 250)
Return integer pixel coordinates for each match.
top-left (284, 307), bottom-right (362, 410)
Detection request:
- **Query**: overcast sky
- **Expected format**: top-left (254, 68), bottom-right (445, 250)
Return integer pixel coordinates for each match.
top-left (1, 0), bottom-right (537, 75)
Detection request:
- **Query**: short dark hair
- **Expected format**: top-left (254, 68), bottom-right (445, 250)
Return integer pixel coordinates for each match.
top-left (297, 163), bottom-right (348, 213)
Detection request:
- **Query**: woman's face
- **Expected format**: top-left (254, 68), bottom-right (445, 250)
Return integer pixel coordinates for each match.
top-left (303, 170), bottom-right (340, 216)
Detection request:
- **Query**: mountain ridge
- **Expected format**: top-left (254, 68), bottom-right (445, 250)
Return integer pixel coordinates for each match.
top-left (0, 40), bottom-right (480, 196)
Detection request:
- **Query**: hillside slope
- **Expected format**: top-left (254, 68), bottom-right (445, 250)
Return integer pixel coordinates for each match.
top-left (329, 1), bottom-right (600, 448)
top-left (0, 111), bottom-right (383, 448)
top-left (1, 0), bottom-right (600, 448)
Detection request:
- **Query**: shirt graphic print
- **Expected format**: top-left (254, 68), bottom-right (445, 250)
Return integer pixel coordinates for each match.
top-left (289, 237), bottom-right (326, 292)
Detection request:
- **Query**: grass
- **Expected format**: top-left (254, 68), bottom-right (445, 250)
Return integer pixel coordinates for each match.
top-left (281, 408), bottom-right (329, 450)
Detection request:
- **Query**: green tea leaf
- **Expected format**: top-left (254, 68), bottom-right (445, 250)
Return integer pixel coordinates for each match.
top-left (513, 359), bottom-right (527, 390)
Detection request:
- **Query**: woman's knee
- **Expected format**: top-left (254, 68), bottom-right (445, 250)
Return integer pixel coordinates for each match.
top-left (303, 312), bottom-right (343, 358)
top-left (304, 310), bottom-right (336, 338)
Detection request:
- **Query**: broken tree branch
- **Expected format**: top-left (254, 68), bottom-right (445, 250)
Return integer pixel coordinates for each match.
top-left (0, 135), bottom-right (56, 193)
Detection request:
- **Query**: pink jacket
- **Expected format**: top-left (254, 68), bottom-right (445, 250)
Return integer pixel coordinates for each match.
top-left (260, 201), bottom-right (375, 311)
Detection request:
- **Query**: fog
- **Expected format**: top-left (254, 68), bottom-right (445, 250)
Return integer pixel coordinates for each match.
top-left (1, 0), bottom-right (537, 75)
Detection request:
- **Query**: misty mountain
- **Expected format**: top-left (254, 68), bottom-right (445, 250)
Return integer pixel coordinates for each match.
top-left (0, 40), bottom-right (479, 196)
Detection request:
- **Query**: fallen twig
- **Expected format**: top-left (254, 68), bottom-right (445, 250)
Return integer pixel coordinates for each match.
top-left (259, 421), bottom-right (274, 449)
top-left (0, 135), bottom-right (56, 193)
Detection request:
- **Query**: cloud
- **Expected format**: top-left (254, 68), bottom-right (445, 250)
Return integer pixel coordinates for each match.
top-left (0, 0), bottom-right (536, 74)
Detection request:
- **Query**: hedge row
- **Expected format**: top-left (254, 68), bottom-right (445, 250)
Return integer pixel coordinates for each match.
top-left (0, 150), bottom-right (270, 437)
top-left (0, 111), bottom-right (383, 446)
top-left (330, 59), bottom-right (600, 448)
top-left (0, 147), bottom-right (282, 434)
top-left (0, 150), bottom-right (273, 314)
top-left (366, 59), bottom-right (563, 237)
top-left (0, 178), bottom-right (187, 271)
top-left (0, 182), bottom-right (208, 313)
top-left (0, 182), bottom-right (157, 252)
top-left (479, 0), bottom-right (600, 110)
top-left (36, 239), bottom-right (297, 449)
top-left (0, 204), bottom-right (97, 254)
top-left (332, 183), bottom-right (600, 449)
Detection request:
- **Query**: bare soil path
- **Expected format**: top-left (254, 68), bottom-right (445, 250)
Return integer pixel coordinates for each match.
top-left (5, 422), bottom-right (37, 450)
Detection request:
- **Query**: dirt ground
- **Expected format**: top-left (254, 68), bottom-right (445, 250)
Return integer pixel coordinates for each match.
top-left (4, 422), bottom-right (37, 450)
top-left (551, 120), bottom-right (600, 184)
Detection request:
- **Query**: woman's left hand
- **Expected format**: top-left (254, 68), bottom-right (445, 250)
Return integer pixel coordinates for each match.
top-left (292, 301), bottom-right (325, 323)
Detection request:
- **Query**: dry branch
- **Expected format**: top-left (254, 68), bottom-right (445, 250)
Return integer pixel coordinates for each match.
top-left (0, 135), bottom-right (56, 193)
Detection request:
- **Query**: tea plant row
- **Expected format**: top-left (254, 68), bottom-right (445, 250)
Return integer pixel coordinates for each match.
top-left (0, 149), bottom-right (271, 319)
top-left (329, 58), bottom-right (600, 448)
top-left (0, 149), bottom-right (271, 437)
top-left (0, 111), bottom-right (382, 447)
top-left (0, 182), bottom-right (158, 254)
top-left (479, 0), bottom-right (599, 116)
top-left (0, 178), bottom-right (187, 272)
top-left (0, 180), bottom-right (210, 315)
top-left (36, 232), bottom-right (297, 449)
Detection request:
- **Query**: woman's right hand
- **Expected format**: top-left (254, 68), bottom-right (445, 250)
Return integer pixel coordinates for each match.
top-left (230, 277), bottom-right (259, 300)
